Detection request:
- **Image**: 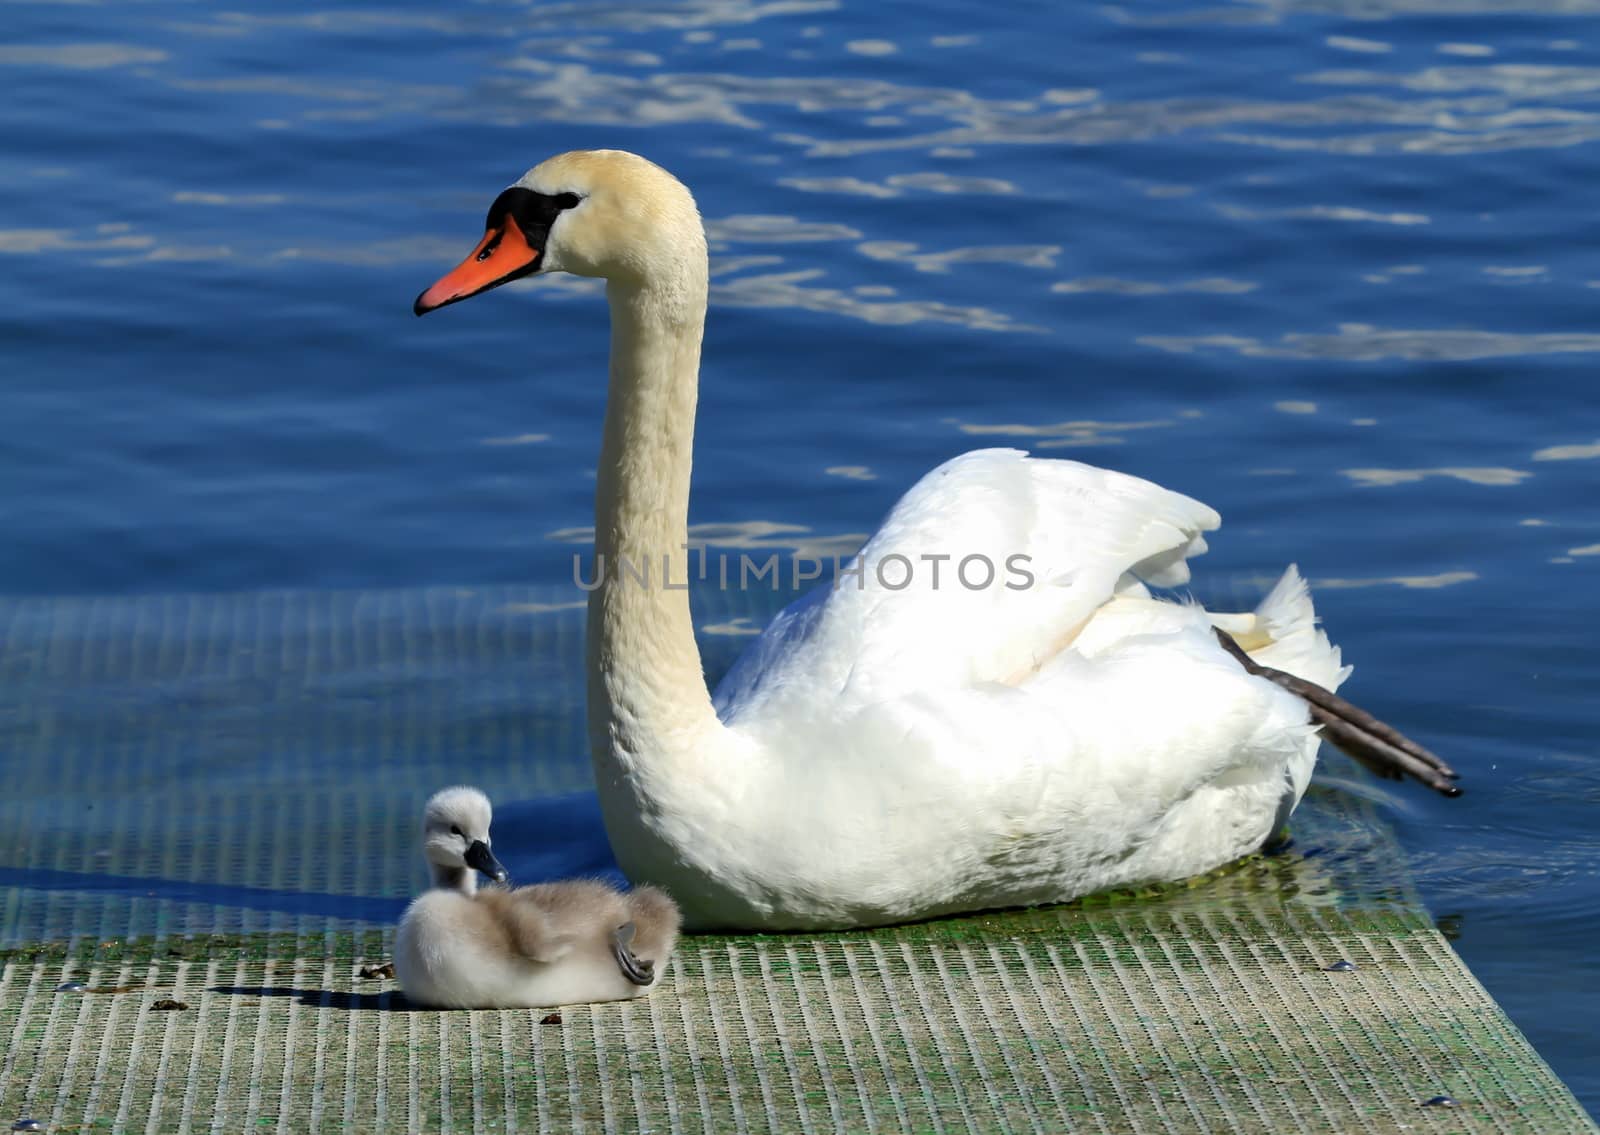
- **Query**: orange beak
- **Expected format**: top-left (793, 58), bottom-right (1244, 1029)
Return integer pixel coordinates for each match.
top-left (413, 214), bottom-right (541, 316)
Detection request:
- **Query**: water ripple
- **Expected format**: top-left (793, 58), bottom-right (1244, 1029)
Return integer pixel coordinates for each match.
top-left (1341, 467), bottom-right (1531, 487)
top-left (857, 241), bottom-right (1059, 274)
top-left (782, 172), bottom-right (1017, 197)
top-left (1143, 326), bottom-right (1600, 360)
top-left (0, 43), bottom-right (167, 69)
top-left (1534, 440), bottom-right (1600, 461)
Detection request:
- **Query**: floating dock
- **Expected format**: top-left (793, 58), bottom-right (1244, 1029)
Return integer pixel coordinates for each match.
top-left (0, 587), bottom-right (1592, 1132)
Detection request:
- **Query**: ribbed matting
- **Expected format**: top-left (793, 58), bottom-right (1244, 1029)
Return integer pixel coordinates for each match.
top-left (1, 906), bottom-right (1592, 1133)
top-left (1, 585), bottom-right (1593, 1132)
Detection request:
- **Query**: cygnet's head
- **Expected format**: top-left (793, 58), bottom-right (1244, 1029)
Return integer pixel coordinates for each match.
top-left (413, 149), bottom-right (705, 315)
top-left (421, 786), bottom-right (508, 885)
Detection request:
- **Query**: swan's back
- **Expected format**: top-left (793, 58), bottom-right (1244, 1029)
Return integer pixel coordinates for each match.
top-left (714, 447), bottom-right (1219, 720)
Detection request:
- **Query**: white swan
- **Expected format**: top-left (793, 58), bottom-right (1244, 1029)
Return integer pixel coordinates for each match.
top-left (394, 787), bottom-right (681, 1008)
top-left (414, 149), bottom-right (1458, 932)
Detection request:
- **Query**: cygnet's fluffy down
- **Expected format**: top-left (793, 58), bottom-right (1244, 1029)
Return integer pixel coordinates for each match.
top-left (394, 786), bottom-right (681, 1009)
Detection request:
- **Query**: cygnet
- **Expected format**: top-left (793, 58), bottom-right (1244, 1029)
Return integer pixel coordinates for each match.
top-left (394, 786), bottom-right (681, 1008)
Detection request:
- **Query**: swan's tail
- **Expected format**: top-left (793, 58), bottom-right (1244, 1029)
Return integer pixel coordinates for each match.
top-left (1248, 565), bottom-right (1351, 692)
top-left (1212, 566), bottom-right (1461, 797)
top-left (1208, 565), bottom-right (1349, 691)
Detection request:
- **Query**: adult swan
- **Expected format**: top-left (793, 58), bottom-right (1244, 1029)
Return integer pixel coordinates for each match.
top-left (415, 149), bottom-right (1458, 931)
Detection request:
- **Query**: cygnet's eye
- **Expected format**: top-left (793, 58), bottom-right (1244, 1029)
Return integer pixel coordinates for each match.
top-left (450, 825), bottom-right (463, 838)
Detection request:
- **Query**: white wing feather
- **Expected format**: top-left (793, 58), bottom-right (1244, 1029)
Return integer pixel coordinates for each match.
top-left (714, 448), bottom-right (1220, 717)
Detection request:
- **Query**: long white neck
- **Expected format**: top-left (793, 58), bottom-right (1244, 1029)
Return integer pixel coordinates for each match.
top-left (585, 262), bottom-right (724, 820)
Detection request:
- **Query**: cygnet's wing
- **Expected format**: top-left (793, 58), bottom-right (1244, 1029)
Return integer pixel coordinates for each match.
top-left (476, 889), bottom-right (578, 965)
top-left (505, 879), bottom-right (642, 962)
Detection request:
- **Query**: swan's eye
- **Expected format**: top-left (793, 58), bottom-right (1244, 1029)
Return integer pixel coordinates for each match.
top-left (450, 825), bottom-right (463, 838)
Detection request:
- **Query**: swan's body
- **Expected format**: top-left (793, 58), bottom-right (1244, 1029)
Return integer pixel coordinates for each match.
top-left (394, 787), bottom-right (681, 1008)
top-left (699, 472), bottom-right (1338, 927)
top-left (415, 149), bottom-right (1456, 932)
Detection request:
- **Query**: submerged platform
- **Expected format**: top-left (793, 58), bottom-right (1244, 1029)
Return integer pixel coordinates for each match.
top-left (0, 586), bottom-right (1592, 1132)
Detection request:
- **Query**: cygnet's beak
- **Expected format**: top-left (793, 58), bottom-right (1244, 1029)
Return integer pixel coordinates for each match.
top-left (414, 214), bottom-right (541, 316)
top-left (464, 840), bottom-right (509, 885)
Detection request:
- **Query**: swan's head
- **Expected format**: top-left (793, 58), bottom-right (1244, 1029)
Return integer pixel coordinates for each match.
top-left (413, 149), bottom-right (705, 315)
top-left (420, 786), bottom-right (508, 884)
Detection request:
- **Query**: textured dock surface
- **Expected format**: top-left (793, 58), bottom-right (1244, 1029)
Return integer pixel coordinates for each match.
top-left (1, 586), bottom-right (1593, 1133)
top-left (2, 892), bottom-right (1593, 1134)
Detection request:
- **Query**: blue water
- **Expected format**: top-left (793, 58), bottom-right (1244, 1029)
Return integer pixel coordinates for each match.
top-left (4, 0), bottom-right (1599, 1113)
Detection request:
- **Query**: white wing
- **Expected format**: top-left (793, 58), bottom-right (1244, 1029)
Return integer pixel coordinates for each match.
top-left (714, 448), bottom-right (1220, 720)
